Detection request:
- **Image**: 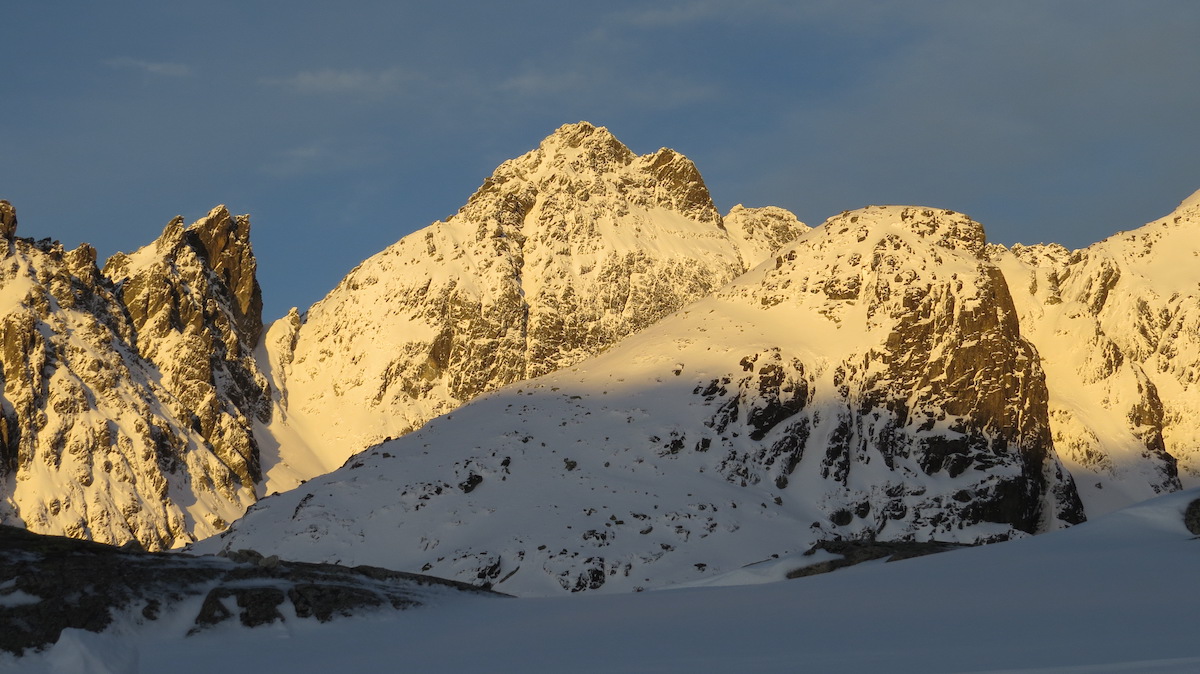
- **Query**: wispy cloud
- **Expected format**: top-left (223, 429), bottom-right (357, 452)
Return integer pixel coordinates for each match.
top-left (104, 57), bottom-right (192, 77)
top-left (615, 0), bottom-right (817, 28)
top-left (619, 1), bottom-right (728, 27)
top-left (263, 67), bottom-right (416, 97)
top-left (495, 71), bottom-right (585, 97)
top-left (495, 67), bottom-right (718, 110)
top-left (259, 138), bottom-right (388, 178)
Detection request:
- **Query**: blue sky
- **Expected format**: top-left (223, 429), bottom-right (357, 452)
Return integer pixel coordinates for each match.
top-left (4, 1), bottom-right (1200, 321)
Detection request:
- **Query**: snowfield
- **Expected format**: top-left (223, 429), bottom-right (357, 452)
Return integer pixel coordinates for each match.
top-left (9, 489), bottom-right (1199, 673)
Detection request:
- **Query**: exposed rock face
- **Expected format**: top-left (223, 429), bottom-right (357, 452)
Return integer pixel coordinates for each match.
top-left (0, 200), bottom-right (16, 240)
top-left (709, 206), bottom-right (1085, 534)
top-left (203, 205), bottom-right (1084, 596)
top-left (786, 539), bottom-right (976, 578)
top-left (105, 206), bottom-right (271, 490)
top-left (0, 524), bottom-right (502, 656)
top-left (262, 122), bottom-right (807, 487)
top-left (1185, 498), bottom-right (1200, 535)
top-left (988, 192), bottom-right (1200, 513)
top-left (0, 206), bottom-right (267, 549)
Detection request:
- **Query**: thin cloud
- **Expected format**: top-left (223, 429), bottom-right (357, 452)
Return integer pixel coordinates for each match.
top-left (615, 0), bottom-right (826, 28)
top-left (495, 71), bottom-right (585, 97)
top-left (619, 1), bottom-right (728, 27)
top-left (259, 138), bottom-right (389, 178)
top-left (495, 67), bottom-right (718, 110)
top-left (104, 57), bottom-right (192, 77)
top-left (263, 67), bottom-right (416, 96)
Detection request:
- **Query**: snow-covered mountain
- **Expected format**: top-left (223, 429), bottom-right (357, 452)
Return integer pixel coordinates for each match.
top-left (988, 190), bottom-right (1200, 513)
top-left (0, 204), bottom-right (266, 549)
top-left (3, 122), bottom-right (1198, 585)
top-left (197, 205), bottom-right (1088, 595)
top-left (258, 122), bottom-right (807, 489)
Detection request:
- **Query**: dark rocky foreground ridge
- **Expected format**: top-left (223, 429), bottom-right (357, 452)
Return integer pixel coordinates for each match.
top-left (0, 524), bottom-right (504, 655)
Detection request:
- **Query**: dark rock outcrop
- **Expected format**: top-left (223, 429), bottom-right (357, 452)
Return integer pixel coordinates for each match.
top-left (0, 200), bottom-right (16, 240)
top-left (1185, 498), bottom-right (1200, 535)
top-left (787, 538), bottom-right (976, 578)
top-left (0, 524), bottom-right (503, 655)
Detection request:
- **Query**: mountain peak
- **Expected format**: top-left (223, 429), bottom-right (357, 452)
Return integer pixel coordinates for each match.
top-left (543, 120), bottom-right (627, 151)
top-left (261, 124), bottom-right (757, 486)
top-left (723, 205), bottom-right (809, 269)
top-left (462, 122), bottom-right (719, 230)
top-left (181, 206), bottom-right (261, 344)
top-left (826, 206), bottom-right (987, 257)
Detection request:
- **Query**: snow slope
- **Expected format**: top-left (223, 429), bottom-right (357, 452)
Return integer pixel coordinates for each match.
top-left (197, 206), bottom-right (1083, 595)
top-left (13, 488), bottom-right (1199, 673)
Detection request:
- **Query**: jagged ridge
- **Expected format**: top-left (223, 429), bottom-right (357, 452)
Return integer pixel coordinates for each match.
top-left (0, 205), bottom-right (269, 549)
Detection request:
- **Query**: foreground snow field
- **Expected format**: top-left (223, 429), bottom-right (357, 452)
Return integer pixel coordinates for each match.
top-left (10, 489), bottom-right (1198, 674)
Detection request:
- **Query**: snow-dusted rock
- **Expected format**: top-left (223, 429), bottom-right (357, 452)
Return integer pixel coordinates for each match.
top-left (105, 206), bottom-right (271, 492)
top-left (0, 205), bottom-right (267, 549)
top-left (722, 204), bottom-right (810, 271)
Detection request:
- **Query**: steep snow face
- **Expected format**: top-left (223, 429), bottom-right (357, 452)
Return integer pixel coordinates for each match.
top-left (201, 205), bottom-right (1082, 596)
top-left (990, 190), bottom-right (1199, 513)
top-left (262, 122), bottom-right (805, 488)
top-left (0, 207), bottom-right (264, 549)
top-left (991, 245), bottom-right (1181, 515)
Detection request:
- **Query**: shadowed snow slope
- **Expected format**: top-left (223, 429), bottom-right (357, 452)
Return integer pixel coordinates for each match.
top-left (14, 489), bottom-right (1200, 673)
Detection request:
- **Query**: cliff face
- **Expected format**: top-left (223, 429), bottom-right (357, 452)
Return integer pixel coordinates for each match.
top-left (105, 206), bottom-right (271, 491)
top-left (260, 122), bottom-right (807, 487)
top-left (0, 205), bottom-right (267, 549)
